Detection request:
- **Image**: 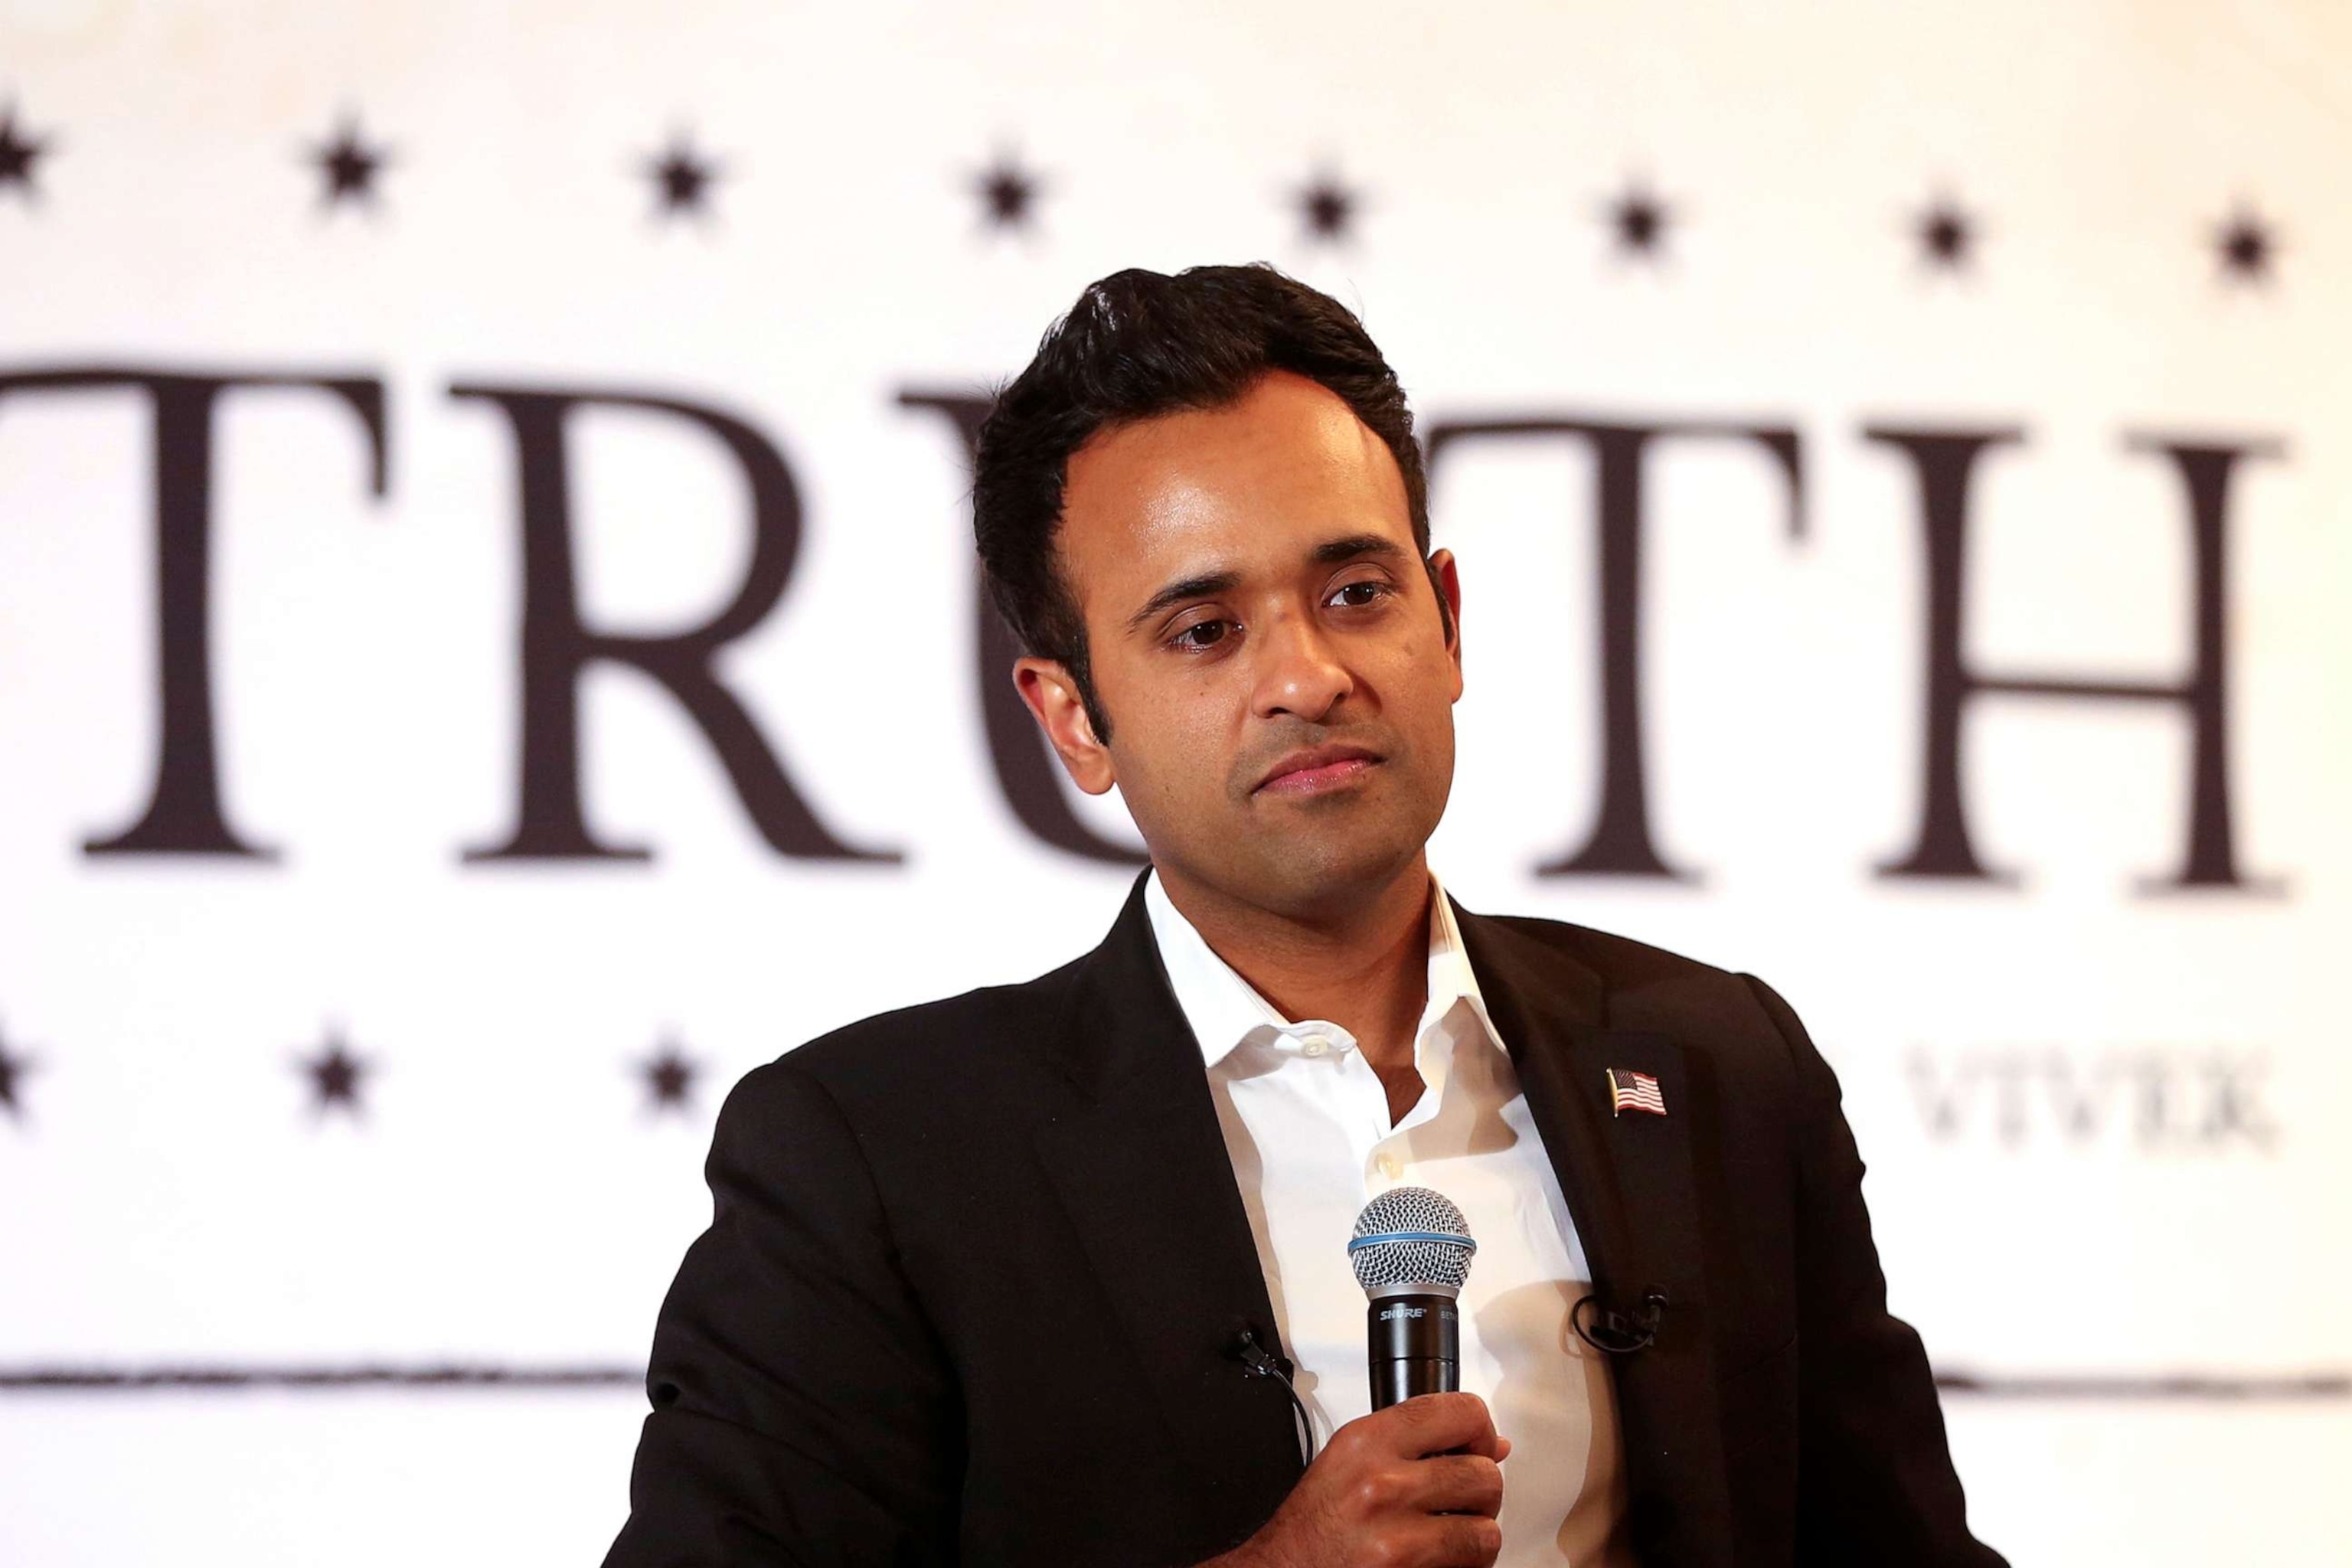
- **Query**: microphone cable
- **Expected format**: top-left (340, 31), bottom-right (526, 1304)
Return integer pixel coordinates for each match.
top-left (1229, 1328), bottom-right (1318, 1465)
top-left (1570, 1289), bottom-right (1669, 1355)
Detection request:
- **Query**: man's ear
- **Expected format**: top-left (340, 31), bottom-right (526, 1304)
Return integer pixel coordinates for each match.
top-left (1428, 547), bottom-right (1465, 698)
top-left (1014, 657), bottom-right (1117, 795)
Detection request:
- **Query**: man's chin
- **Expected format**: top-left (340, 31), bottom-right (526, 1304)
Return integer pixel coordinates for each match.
top-left (1240, 833), bottom-right (1429, 921)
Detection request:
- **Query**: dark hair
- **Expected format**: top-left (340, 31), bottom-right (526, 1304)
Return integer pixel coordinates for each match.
top-left (972, 263), bottom-right (1437, 740)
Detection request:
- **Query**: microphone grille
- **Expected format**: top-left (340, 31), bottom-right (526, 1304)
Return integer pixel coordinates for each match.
top-left (1348, 1185), bottom-right (1476, 1295)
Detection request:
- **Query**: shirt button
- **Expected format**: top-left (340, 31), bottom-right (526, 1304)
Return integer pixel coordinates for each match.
top-left (1377, 1152), bottom-right (1403, 1180)
top-left (1300, 1034), bottom-right (1331, 1058)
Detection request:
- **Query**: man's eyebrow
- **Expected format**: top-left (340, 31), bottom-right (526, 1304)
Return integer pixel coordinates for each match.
top-left (1312, 533), bottom-right (1406, 566)
top-left (1124, 569), bottom-right (1243, 635)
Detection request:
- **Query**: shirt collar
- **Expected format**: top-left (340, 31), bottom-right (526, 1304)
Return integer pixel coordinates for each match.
top-left (1144, 867), bottom-right (1494, 1074)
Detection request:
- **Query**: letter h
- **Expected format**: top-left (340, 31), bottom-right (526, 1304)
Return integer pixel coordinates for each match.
top-left (1865, 427), bottom-right (2282, 891)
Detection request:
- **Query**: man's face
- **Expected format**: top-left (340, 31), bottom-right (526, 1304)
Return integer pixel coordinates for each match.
top-left (1017, 369), bottom-right (1464, 922)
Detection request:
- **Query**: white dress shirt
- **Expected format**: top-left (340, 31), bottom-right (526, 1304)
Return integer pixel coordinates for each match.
top-left (1145, 871), bottom-right (1632, 1566)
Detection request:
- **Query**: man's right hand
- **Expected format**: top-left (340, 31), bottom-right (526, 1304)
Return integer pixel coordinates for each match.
top-left (1209, 1392), bottom-right (1511, 1568)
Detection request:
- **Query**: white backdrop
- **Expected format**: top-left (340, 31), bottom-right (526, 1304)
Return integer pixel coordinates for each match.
top-left (2, 1), bottom-right (2347, 1562)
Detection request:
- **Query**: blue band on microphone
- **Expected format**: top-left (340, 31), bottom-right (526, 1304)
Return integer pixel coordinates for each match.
top-left (1348, 1230), bottom-right (1477, 1255)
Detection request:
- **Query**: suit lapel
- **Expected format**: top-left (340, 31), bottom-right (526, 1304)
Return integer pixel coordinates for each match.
top-left (1455, 904), bottom-right (1735, 1563)
top-left (1033, 875), bottom-right (1303, 1544)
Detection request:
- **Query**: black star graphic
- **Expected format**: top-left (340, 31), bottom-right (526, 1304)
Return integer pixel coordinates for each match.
top-left (1295, 170), bottom-right (1358, 245)
top-left (299, 1034), bottom-right (371, 1119)
top-left (1605, 179), bottom-right (1671, 260)
top-left (309, 114), bottom-right (389, 209)
top-left (0, 102), bottom-right (54, 201)
top-left (973, 151), bottom-right (1042, 231)
top-left (1916, 198), bottom-right (1975, 271)
top-left (0, 1027), bottom-right (36, 1122)
top-left (2213, 204), bottom-right (2278, 285)
top-left (645, 133), bottom-right (720, 220)
top-left (639, 1042), bottom-right (699, 1113)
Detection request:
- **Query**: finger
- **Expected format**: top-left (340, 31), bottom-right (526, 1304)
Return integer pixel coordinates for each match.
top-left (1452, 1428), bottom-right (1506, 1462)
top-left (1383, 1392), bottom-right (1501, 1459)
top-left (1403, 1514), bottom-right (1504, 1568)
top-left (1494, 1436), bottom-right (1513, 1463)
top-left (1402, 1454), bottom-right (1504, 1519)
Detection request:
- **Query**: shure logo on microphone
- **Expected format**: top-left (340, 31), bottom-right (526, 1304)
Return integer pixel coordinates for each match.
top-left (1380, 1305), bottom-right (1428, 1322)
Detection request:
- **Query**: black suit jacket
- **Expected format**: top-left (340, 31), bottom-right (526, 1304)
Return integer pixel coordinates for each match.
top-left (604, 877), bottom-right (2004, 1566)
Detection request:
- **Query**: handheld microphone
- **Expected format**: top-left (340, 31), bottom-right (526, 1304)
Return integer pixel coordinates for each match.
top-left (1347, 1186), bottom-right (1477, 1410)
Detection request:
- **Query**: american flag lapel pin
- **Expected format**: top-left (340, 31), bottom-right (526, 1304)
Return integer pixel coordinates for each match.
top-left (1607, 1067), bottom-right (1667, 1118)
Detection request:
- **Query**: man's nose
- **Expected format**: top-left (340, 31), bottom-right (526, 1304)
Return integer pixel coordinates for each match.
top-left (1251, 609), bottom-right (1354, 723)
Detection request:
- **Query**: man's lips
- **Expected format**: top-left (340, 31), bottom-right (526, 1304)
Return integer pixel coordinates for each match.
top-left (1254, 743), bottom-right (1383, 795)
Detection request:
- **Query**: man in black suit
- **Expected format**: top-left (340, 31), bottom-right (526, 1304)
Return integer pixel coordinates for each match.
top-left (603, 265), bottom-right (2004, 1566)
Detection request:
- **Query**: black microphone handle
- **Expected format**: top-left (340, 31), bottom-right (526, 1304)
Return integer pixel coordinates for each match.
top-left (1366, 1292), bottom-right (1461, 1410)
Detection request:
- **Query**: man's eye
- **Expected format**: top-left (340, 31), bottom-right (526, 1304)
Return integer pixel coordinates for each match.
top-left (1329, 580), bottom-right (1392, 608)
top-left (1171, 619), bottom-right (1232, 650)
